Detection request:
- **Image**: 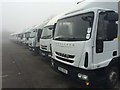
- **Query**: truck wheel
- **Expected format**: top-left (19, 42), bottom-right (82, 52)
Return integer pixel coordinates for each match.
top-left (34, 47), bottom-right (39, 55)
top-left (105, 66), bottom-right (119, 88)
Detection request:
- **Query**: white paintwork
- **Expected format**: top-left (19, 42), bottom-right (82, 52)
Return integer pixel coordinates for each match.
top-left (52, 41), bottom-right (85, 68)
top-left (40, 14), bottom-right (64, 54)
top-left (52, 1), bottom-right (120, 70)
top-left (29, 28), bottom-right (37, 47)
top-left (40, 39), bottom-right (52, 52)
top-left (24, 28), bottom-right (33, 45)
top-left (29, 22), bottom-right (47, 49)
top-left (44, 13), bottom-right (65, 27)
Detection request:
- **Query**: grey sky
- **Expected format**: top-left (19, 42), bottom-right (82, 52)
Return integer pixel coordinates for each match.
top-left (2, 1), bottom-right (80, 33)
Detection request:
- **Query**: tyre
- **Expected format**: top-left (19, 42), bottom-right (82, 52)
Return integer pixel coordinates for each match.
top-left (105, 66), bottom-right (119, 88)
top-left (34, 47), bottom-right (39, 55)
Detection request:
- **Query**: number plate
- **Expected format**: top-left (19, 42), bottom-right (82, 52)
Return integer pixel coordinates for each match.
top-left (58, 67), bottom-right (68, 74)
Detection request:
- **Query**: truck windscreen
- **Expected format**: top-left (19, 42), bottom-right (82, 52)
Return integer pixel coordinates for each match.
top-left (41, 25), bottom-right (53, 39)
top-left (30, 30), bottom-right (37, 38)
top-left (54, 12), bottom-right (94, 41)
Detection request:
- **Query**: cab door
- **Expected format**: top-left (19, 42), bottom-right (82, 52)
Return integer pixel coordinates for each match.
top-left (93, 11), bottom-right (118, 69)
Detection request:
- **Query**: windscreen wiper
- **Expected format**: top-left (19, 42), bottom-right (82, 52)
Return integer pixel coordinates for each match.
top-left (54, 36), bottom-right (85, 41)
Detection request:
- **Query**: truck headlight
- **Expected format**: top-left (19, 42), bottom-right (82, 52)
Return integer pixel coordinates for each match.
top-left (78, 73), bottom-right (82, 78)
top-left (78, 73), bottom-right (88, 80)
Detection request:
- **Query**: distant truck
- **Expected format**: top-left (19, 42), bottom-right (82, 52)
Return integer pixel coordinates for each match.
top-left (10, 33), bottom-right (18, 42)
top-left (23, 28), bottom-right (32, 46)
top-left (51, 1), bottom-right (120, 87)
top-left (28, 22), bottom-right (47, 55)
top-left (10, 32), bottom-right (23, 44)
top-left (17, 32), bottom-right (24, 45)
top-left (40, 14), bottom-right (64, 57)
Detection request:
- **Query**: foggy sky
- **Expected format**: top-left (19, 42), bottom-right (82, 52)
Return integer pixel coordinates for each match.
top-left (2, 1), bottom-right (80, 33)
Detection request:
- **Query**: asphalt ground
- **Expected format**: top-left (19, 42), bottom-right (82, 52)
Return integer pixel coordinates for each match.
top-left (2, 39), bottom-right (120, 88)
top-left (2, 39), bottom-right (84, 88)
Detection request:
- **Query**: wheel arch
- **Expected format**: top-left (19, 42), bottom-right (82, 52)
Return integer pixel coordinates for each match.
top-left (107, 57), bottom-right (120, 70)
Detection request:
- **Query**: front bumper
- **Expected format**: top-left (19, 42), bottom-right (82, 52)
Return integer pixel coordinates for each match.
top-left (29, 46), bottom-right (39, 51)
top-left (51, 58), bottom-right (106, 84)
top-left (40, 49), bottom-right (51, 57)
top-left (29, 46), bottom-right (34, 51)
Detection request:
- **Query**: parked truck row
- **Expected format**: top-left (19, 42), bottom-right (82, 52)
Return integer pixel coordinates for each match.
top-left (9, 1), bottom-right (120, 88)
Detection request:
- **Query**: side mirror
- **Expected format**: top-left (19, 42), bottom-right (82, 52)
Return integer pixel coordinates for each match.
top-left (106, 22), bottom-right (118, 41)
top-left (52, 23), bottom-right (56, 37)
top-left (104, 11), bottom-right (118, 21)
top-left (37, 29), bottom-right (42, 42)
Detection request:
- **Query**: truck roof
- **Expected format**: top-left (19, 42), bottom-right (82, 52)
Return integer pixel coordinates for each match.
top-left (32, 21), bottom-right (49, 31)
top-left (44, 13), bottom-right (65, 27)
top-left (60, 1), bottom-right (119, 20)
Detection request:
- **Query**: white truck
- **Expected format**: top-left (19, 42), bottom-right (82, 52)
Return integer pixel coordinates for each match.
top-left (40, 14), bottom-right (63, 57)
top-left (21, 31), bottom-right (26, 45)
top-left (10, 33), bottom-right (17, 42)
top-left (23, 28), bottom-right (32, 46)
top-left (51, 1), bottom-right (120, 87)
top-left (10, 32), bottom-right (23, 44)
top-left (29, 22), bottom-right (47, 55)
top-left (16, 32), bottom-right (24, 45)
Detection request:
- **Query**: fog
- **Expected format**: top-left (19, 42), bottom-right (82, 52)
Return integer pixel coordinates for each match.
top-left (2, 1), bottom-right (80, 33)
top-left (2, 0), bottom-right (118, 34)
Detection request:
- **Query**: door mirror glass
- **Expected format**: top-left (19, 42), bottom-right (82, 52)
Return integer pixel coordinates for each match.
top-left (104, 11), bottom-right (118, 21)
top-left (106, 22), bottom-right (118, 41)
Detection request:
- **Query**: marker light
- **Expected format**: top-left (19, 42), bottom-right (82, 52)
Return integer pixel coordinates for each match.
top-left (86, 82), bottom-right (90, 86)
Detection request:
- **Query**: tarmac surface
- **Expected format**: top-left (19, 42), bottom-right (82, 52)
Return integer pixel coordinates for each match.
top-left (2, 39), bottom-right (120, 88)
top-left (2, 39), bottom-right (83, 88)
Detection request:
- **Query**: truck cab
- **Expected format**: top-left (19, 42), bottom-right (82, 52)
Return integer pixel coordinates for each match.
top-left (17, 32), bottom-right (23, 45)
top-left (40, 23), bottom-right (53, 57)
top-left (51, 1), bottom-right (119, 87)
top-left (23, 29), bottom-right (32, 46)
top-left (40, 14), bottom-right (64, 57)
top-left (19, 33), bottom-right (24, 45)
top-left (10, 33), bottom-right (17, 42)
top-left (29, 23), bottom-right (46, 55)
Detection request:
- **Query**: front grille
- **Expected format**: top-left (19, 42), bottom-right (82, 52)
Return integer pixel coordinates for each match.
top-left (56, 56), bottom-right (74, 63)
top-left (41, 45), bottom-right (47, 50)
top-left (55, 52), bottom-right (75, 59)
